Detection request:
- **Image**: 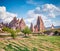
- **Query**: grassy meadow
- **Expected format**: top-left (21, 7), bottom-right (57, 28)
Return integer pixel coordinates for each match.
top-left (0, 36), bottom-right (60, 51)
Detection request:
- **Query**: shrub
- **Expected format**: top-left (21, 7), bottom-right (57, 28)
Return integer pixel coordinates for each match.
top-left (22, 26), bottom-right (31, 37)
top-left (10, 30), bottom-right (16, 39)
top-left (16, 29), bottom-right (20, 33)
top-left (2, 26), bottom-right (16, 39)
top-left (54, 31), bottom-right (58, 35)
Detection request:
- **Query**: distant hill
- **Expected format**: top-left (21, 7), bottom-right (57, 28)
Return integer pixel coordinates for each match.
top-left (46, 26), bottom-right (60, 30)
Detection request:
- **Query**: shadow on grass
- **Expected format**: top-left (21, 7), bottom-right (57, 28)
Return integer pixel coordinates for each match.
top-left (3, 43), bottom-right (38, 51)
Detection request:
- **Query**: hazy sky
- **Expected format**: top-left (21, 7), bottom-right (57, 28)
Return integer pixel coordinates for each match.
top-left (0, 0), bottom-right (60, 27)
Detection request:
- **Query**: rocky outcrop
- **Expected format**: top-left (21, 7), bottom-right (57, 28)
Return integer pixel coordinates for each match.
top-left (0, 22), bottom-right (5, 31)
top-left (9, 17), bottom-right (26, 30)
top-left (30, 16), bottom-right (45, 32)
top-left (19, 18), bottom-right (26, 30)
top-left (51, 24), bottom-right (54, 29)
top-left (30, 23), bottom-right (34, 32)
top-left (34, 25), bottom-right (38, 32)
top-left (0, 23), bottom-right (3, 31)
top-left (37, 16), bottom-right (45, 31)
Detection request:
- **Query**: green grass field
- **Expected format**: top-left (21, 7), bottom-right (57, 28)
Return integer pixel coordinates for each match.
top-left (0, 36), bottom-right (60, 51)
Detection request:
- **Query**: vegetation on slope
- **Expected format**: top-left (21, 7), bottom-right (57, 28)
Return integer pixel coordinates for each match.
top-left (22, 26), bottom-right (31, 37)
top-left (0, 36), bottom-right (60, 51)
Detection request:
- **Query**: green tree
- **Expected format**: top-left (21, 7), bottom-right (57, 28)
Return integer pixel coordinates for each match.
top-left (2, 26), bottom-right (16, 39)
top-left (54, 31), bottom-right (58, 35)
top-left (16, 29), bottom-right (20, 33)
top-left (10, 30), bottom-right (16, 39)
top-left (22, 27), bottom-right (31, 37)
top-left (2, 27), bottom-right (10, 32)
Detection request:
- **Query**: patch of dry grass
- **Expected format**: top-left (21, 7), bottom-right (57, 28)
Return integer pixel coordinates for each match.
top-left (0, 36), bottom-right (60, 51)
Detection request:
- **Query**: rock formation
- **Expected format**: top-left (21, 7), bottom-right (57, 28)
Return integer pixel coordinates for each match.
top-left (30, 16), bottom-right (45, 32)
top-left (19, 18), bottom-right (26, 30)
top-left (9, 17), bottom-right (26, 30)
top-left (0, 22), bottom-right (5, 31)
top-left (37, 16), bottom-right (45, 31)
top-left (34, 25), bottom-right (38, 32)
top-left (0, 23), bottom-right (3, 31)
top-left (30, 23), bottom-right (34, 32)
top-left (51, 24), bottom-right (54, 29)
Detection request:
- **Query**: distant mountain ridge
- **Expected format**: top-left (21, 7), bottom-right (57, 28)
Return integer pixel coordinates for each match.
top-left (46, 26), bottom-right (60, 30)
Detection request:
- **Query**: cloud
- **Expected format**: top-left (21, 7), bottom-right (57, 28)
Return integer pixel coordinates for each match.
top-left (25, 4), bottom-right (60, 27)
top-left (0, 6), bottom-right (17, 23)
top-left (42, 4), bottom-right (60, 18)
top-left (26, 0), bottom-right (37, 5)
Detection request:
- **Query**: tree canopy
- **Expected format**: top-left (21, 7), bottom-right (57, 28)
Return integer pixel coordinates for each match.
top-left (22, 27), bottom-right (31, 35)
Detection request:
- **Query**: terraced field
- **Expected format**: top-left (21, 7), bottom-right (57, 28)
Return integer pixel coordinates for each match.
top-left (0, 36), bottom-right (60, 51)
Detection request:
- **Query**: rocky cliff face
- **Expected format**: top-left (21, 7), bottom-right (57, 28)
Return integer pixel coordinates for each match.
top-left (30, 23), bottom-right (34, 32)
top-left (19, 18), bottom-right (26, 30)
top-left (37, 16), bottom-right (45, 31)
top-left (0, 23), bottom-right (3, 31)
top-left (34, 25), bottom-right (38, 32)
top-left (9, 17), bottom-right (26, 30)
top-left (30, 16), bottom-right (45, 32)
top-left (9, 17), bottom-right (17, 28)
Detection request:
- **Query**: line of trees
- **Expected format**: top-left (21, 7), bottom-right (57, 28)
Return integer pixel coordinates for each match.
top-left (2, 26), bottom-right (32, 39)
top-left (2, 27), bottom-right (17, 39)
top-left (1, 26), bottom-right (60, 39)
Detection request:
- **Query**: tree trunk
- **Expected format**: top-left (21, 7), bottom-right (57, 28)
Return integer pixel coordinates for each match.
top-left (25, 34), bottom-right (26, 37)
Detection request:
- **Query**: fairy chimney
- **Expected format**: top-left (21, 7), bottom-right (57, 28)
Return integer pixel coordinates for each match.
top-left (19, 18), bottom-right (26, 30)
top-left (30, 23), bottom-right (34, 32)
top-left (51, 24), bottom-right (54, 29)
top-left (37, 16), bottom-right (45, 31)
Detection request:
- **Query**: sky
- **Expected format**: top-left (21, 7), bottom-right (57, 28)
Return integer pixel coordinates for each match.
top-left (0, 0), bottom-right (60, 27)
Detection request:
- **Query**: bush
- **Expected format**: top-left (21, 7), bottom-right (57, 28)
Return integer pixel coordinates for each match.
top-left (16, 29), bottom-right (20, 33)
top-left (54, 31), bottom-right (59, 35)
top-left (10, 30), bottom-right (16, 39)
top-left (2, 27), bottom-right (10, 32)
top-left (22, 26), bottom-right (31, 37)
top-left (2, 26), bottom-right (16, 39)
